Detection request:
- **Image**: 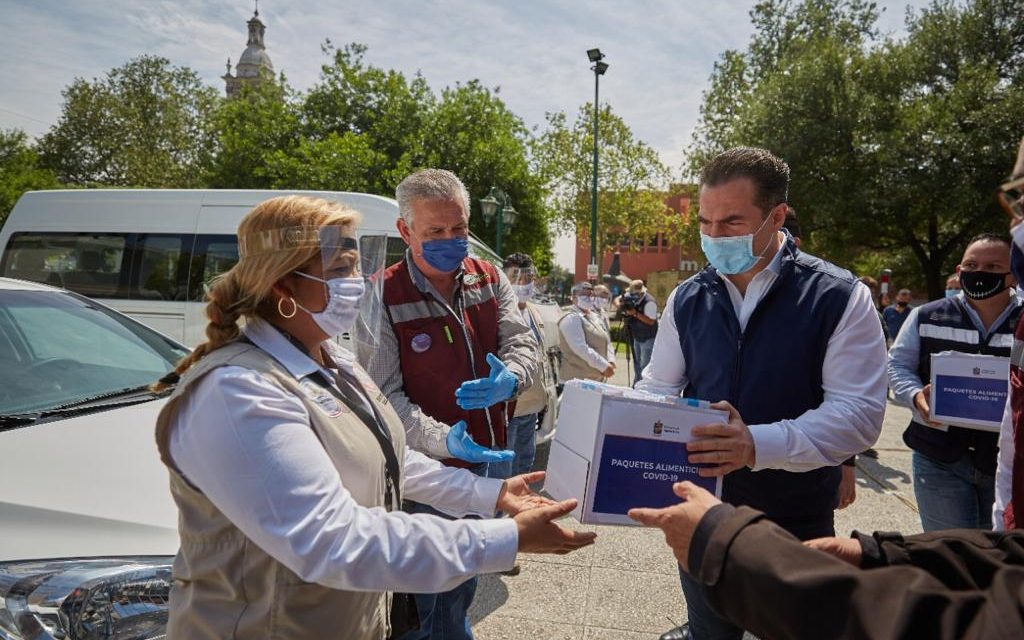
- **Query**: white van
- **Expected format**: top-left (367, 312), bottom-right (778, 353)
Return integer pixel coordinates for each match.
top-left (0, 189), bottom-right (508, 347)
top-left (0, 189), bottom-right (560, 439)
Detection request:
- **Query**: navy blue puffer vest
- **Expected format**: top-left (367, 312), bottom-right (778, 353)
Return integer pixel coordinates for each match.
top-left (673, 237), bottom-right (856, 533)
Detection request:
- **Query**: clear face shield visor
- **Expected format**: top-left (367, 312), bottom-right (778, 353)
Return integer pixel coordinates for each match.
top-left (237, 225), bottom-right (387, 352)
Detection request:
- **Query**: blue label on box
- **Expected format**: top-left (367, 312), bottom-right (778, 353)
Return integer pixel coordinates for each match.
top-left (591, 434), bottom-right (717, 515)
top-left (933, 374), bottom-right (1007, 423)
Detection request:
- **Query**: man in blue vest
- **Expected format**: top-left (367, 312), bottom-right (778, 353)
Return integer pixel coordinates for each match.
top-left (889, 233), bottom-right (1021, 532)
top-left (638, 147), bottom-right (887, 640)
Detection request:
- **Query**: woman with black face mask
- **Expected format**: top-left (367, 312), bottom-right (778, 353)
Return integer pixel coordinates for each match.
top-left (888, 233), bottom-right (1021, 532)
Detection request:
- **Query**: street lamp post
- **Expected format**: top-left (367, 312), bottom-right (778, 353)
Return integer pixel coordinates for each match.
top-left (587, 48), bottom-right (608, 281)
top-left (479, 186), bottom-right (517, 257)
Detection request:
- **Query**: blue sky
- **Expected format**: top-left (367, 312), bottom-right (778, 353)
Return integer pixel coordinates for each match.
top-left (0, 0), bottom-right (931, 266)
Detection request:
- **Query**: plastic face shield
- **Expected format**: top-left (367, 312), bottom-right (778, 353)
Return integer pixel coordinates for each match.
top-left (504, 266), bottom-right (537, 286)
top-left (997, 176), bottom-right (1024, 221)
top-left (237, 225), bottom-right (387, 352)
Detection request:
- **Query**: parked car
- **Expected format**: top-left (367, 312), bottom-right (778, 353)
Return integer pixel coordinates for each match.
top-left (0, 277), bottom-right (185, 639)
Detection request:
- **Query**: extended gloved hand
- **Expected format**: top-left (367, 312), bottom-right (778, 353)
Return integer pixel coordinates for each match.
top-left (455, 353), bottom-right (518, 410)
top-left (446, 420), bottom-right (514, 464)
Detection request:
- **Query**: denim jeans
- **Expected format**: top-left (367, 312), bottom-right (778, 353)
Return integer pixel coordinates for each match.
top-left (912, 450), bottom-right (995, 532)
top-left (632, 337), bottom-right (655, 384)
top-left (397, 462), bottom-right (508, 640)
top-left (506, 413), bottom-right (539, 477)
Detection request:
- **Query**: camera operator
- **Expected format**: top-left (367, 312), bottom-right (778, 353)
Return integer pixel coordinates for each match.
top-left (621, 279), bottom-right (658, 384)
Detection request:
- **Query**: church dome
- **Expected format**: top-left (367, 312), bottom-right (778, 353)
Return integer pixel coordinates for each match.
top-left (237, 44), bottom-right (273, 77)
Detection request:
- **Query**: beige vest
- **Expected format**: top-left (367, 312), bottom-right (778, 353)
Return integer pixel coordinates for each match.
top-left (558, 309), bottom-right (610, 382)
top-left (154, 341), bottom-right (407, 640)
top-left (516, 303), bottom-right (551, 416)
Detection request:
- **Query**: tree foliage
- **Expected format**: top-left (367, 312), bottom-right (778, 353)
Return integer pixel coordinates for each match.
top-left (37, 56), bottom-right (218, 187)
top-left (688, 0), bottom-right (1024, 298)
top-left (206, 78), bottom-right (302, 189)
top-left (0, 129), bottom-right (61, 225)
top-left (533, 104), bottom-right (674, 257)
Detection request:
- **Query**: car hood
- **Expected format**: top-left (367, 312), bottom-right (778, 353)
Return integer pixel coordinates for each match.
top-left (0, 398), bottom-right (179, 561)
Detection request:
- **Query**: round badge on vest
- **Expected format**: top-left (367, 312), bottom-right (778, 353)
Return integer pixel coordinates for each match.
top-left (411, 332), bottom-right (432, 353)
top-left (299, 379), bottom-right (345, 417)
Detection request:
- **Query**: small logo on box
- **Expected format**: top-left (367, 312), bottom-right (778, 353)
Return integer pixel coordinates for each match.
top-left (653, 420), bottom-right (664, 435)
top-left (973, 367), bottom-right (981, 375)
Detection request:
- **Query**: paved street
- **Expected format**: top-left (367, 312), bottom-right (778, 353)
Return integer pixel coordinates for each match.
top-left (470, 349), bottom-right (921, 639)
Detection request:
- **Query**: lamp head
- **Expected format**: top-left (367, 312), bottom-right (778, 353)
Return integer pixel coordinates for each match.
top-left (594, 61), bottom-right (609, 75)
top-left (587, 48), bottom-right (604, 62)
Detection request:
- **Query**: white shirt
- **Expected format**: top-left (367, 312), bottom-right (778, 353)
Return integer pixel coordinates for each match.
top-left (994, 222), bottom-right (1024, 529)
top-left (167, 318), bottom-right (518, 593)
top-left (636, 237), bottom-right (887, 472)
top-left (560, 306), bottom-right (615, 371)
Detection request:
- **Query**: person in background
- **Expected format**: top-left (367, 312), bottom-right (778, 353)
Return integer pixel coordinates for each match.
top-left (782, 206), bottom-right (802, 248)
top-left (946, 273), bottom-right (961, 298)
top-left (883, 288), bottom-right (914, 339)
top-left (889, 233), bottom-right (1020, 531)
top-left (558, 282), bottom-right (615, 382)
top-left (592, 283), bottom-right (613, 333)
top-left (365, 169), bottom-right (539, 640)
top-left (993, 134), bottom-right (1024, 530)
top-left (502, 252), bottom-right (550, 479)
top-left (630, 481), bottom-right (1024, 640)
top-left (622, 279), bottom-right (658, 384)
top-left (152, 195), bottom-right (594, 640)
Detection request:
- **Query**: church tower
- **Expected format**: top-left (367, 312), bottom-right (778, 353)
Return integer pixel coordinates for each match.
top-left (223, 3), bottom-right (274, 98)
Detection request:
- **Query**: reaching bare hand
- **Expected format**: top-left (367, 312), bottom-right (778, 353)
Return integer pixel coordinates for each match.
top-left (913, 385), bottom-right (944, 428)
top-left (628, 482), bottom-right (721, 570)
top-left (496, 471), bottom-right (555, 515)
top-left (837, 465), bottom-right (856, 510)
top-left (515, 499), bottom-right (597, 555)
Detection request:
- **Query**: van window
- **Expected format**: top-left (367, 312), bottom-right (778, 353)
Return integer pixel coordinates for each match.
top-left (385, 236), bottom-right (407, 268)
top-left (1, 233), bottom-right (127, 297)
top-left (188, 235), bottom-right (239, 301)
top-left (132, 235), bottom-right (190, 301)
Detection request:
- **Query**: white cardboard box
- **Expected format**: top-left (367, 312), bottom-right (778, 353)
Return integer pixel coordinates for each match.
top-left (544, 380), bottom-right (725, 525)
top-left (929, 351), bottom-right (1010, 432)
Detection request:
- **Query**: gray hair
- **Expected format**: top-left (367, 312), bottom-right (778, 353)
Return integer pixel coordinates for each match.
top-left (395, 168), bottom-right (471, 226)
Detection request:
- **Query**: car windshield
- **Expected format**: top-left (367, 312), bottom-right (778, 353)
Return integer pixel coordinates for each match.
top-left (0, 289), bottom-right (188, 415)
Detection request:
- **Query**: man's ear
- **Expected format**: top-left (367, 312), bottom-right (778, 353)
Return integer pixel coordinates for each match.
top-left (397, 218), bottom-right (412, 245)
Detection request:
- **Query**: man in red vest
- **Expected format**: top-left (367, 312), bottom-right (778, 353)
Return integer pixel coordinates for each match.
top-left (365, 168), bottom-right (539, 640)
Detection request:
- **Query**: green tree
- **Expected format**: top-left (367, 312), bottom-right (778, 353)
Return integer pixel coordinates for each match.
top-left (207, 78), bottom-right (302, 189)
top-left (534, 104), bottom-right (674, 260)
top-left (688, 0), bottom-right (1024, 298)
top-left (37, 56), bottom-right (218, 187)
top-left (302, 42), bottom-right (434, 194)
top-left (0, 129), bottom-right (61, 225)
top-left (415, 81), bottom-right (553, 270)
top-left (259, 132), bottom-right (386, 192)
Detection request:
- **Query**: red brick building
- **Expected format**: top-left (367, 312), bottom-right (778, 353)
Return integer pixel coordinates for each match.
top-left (573, 194), bottom-right (701, 293)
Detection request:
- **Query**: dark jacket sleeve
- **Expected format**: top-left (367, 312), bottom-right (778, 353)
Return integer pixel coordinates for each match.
top-left (690, 504), bottom-right (1024, 640)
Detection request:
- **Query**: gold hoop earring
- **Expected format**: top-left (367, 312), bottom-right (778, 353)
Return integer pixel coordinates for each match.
top-left (278, 297), bottom-right (298, 319)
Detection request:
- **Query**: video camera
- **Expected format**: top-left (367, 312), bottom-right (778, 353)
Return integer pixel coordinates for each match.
top-left (621, 291), bottom-right (644, 313)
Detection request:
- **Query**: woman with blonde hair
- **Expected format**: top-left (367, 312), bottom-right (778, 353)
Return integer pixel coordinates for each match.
top-left (153, 195), bottom-right (594, 640)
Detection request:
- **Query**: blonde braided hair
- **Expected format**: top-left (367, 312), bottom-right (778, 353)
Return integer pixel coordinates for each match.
top-left (152, 195), bottom-right (359, 391)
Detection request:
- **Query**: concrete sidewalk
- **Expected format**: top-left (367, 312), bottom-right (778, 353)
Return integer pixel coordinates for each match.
top-left (469, 351), bottom-right (921, 639)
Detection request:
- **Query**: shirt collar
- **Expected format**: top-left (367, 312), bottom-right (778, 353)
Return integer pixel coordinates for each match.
top-left (243, 317), bottom-right (357, 380)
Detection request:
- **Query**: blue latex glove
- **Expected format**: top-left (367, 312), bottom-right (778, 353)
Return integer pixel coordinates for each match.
top-left (455, 353), bottom-right (518, 410)
top-left (446, 420), bottom-right (515, 464)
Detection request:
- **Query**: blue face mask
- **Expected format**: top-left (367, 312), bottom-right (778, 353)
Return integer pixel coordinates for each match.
top-left (945, 288), bottom-right (959, 298)
top-left (699, 215), bottom-right (773, 275)
top-left (421, 237), bottom-right (469, 272)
